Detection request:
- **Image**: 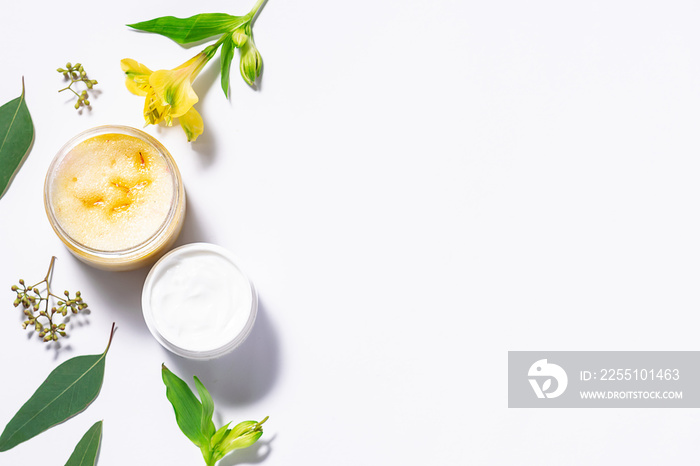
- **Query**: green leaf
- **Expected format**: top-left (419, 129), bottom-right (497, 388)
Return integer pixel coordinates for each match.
top-left (0, 77), bottom-right (34, 200)
top-left (162, 364), bottom-right (208, 447)
top-left (220, 34), bottom-right (235, 98)
top-left (64, 421), bottom-right (103, 466)
top-left (210, 423), bottom-right (231, 447)
top-left (194, 376), bottom-right (215, 439)
top-left (0, 324), bottom-right (115, 451)
top-left (127, 13), bottom-right (249, 45)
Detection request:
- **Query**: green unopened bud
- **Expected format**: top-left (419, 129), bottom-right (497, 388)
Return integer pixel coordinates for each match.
top-left (239, 38), bottom-right (262, 86)
top-left (84, 100), bottom-right (90, 106)
top-left (57, 68), bottom-right (65, 73)
top-left (13, 298), bottom-right (20, 307)
top-left (33, 288), bottom-right (39, 294)
top-left (75, 102), bottom-right (80, 109)
top-left (81, 71), bottom-right (86, 77)
top-left (19, 279), bottom-right (24, 285)
top-left (221, 430), bottom-right (263, 454)
top-left (66, 62), bottom-right (72, 69)
top-left (232, 28), bottom-right (248, 47)
top-left (11, 285), bottom-right (17, 291)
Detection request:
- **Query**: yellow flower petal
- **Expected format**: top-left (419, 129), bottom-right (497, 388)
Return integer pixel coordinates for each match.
top-left (149, 68), bottom-right (199, 119)
top-left (143, 87), bottom-right (168, 126)
top-left (179, 106), bottom-right (204, 142)
top-left (121, 58), bottom-right (153, 96)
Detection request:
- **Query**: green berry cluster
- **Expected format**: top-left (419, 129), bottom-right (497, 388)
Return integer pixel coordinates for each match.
top-left (57, 62), bottom-right (98, 109)
top-left (10, 257), bottom-right (89, 343)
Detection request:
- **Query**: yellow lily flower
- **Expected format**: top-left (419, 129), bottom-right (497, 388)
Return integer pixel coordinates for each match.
top-left (121, 47), bottom-right (214, 142)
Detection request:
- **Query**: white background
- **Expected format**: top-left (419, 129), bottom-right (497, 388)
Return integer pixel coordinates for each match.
top-left (1, 0), bottom-right (700, 464)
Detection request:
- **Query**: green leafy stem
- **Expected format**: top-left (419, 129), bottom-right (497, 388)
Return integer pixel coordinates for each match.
top-left (127, 0), bottom-right (267, 97)
top-left (11, 256), bottom-right (88, 342)
top-left (162, 364), bottom-right (268, 466)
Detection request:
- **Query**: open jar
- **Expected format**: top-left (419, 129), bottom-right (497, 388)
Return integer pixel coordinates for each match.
top-left (44, 126), bottom-right (185, 271)
top-left (142, 243), bottom-right (258, 359)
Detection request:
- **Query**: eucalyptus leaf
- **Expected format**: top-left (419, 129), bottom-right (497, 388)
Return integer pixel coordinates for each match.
top-left (162, 364), bottom-right (208, 447)
top-left (0, 78), bottom-right (34, 200)
top-left (0, 324), bottom-right (115, 452)
top-left (64, 421), bottom-right (103, 466)
top-left (220, 34), bottom-right (235, 98)
top-left (127, 13), bottom-right (248, 45)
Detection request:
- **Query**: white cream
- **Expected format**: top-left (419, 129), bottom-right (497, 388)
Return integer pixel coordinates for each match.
top-left (143, 244), bottom-right (257, 358)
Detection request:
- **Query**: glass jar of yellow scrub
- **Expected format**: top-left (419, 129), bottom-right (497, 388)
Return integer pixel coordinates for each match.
top-left (44, 126), bottom-right (185, 271)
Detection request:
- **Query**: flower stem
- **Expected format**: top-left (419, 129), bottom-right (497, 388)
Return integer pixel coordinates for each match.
top-left (247, 0), bottom-right (267, 21)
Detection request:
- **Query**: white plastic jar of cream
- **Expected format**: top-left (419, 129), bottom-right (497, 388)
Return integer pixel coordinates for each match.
top-left (142, 243), bottom-right (258, 359)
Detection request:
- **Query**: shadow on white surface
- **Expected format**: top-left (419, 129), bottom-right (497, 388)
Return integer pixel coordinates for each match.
top-left (190, 61), bottom-right (220, 164)
top-left (167, 299), bottom-right (280, 406)
top-left (76, 262), bottom-right (151, 338)
top-left (219, 434), bottom-right (275, 466)
top-left (173, 194), bottom-right (212, 248)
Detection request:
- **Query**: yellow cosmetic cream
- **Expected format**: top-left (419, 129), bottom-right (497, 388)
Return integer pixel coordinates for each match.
top-left (44, 126), bottom-right (185, 271)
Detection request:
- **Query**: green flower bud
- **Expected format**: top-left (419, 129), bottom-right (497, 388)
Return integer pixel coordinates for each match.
top-left (19, 279), bottom-right (24, 285)
top-left (13, 298), bottom-right (20, 307)
top-left (11, 285), bottom-right (17, 291)
top-left (84, 100), bottom-right (90, 106)
top-left (66, 62), bottom-right (72, 69)
top-left (221, 430), bottom-right (263, 454)
top-left (74, 102), bottom-right (80, 109)
top-left (57, 68), bottom-right (65, 73)
top-left (239, 38), bottom-right (262, 86)
top-left (232, 28), bottom-right (248, 47)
